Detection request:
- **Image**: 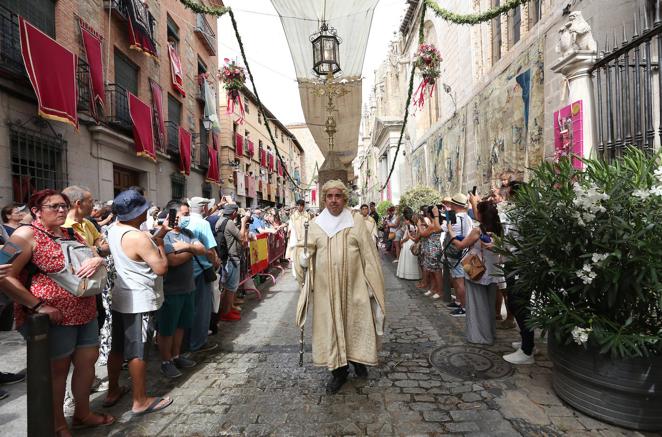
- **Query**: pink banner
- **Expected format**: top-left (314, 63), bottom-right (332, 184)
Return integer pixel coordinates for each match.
top-left (554, 100), bottom-right (583, 169)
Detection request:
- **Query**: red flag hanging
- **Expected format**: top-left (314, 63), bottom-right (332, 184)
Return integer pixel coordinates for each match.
top-left (19, 17), bottom-right (78, 129)
top-left (78, 19), bottom-right (104, 118)
top-left (235, 133), bottom-right (244, 155)
top-left (149, 79), bottom-right (166, 152)
top-left (206, 132), bottom-right (220, 184)
top-left (247, 140), bottom-right (254, 156)
top-left (260, 149), bottom-right (266, 167)
top-left (311, 189), bottom-right (317, 203)
top-left (168, 43), bottom-right (186, 97)
top-left (123, 0), bottom-right (157, 58)
top-left (127, 92), bottom-right (156, 162)
top-left (278, 159), bottom-right (284, 177)
top-left (268, 152), bottom-right (274, 171)
top-left (178, 127), bottom-right (192, 175)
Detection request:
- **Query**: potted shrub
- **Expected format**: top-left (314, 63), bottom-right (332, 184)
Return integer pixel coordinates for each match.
top-left (499, 148), bottom-right (662, 431)
top-left (398, 185), bottom-right (444, 213)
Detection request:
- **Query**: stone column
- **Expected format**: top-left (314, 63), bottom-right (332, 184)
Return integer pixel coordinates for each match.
top-left (550, 11), bottom-right (598, 160)
top-left (551, 51), bottom-right (598, 159)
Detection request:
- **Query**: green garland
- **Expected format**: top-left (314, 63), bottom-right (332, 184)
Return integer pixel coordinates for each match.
top-left (179, 0), bottom-right (230, 16)
top-left (424, 0), bottom-right (529, 25)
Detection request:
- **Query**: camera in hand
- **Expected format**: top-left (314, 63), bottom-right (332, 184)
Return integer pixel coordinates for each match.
top-left (445, 210), bottom-right (457, 224)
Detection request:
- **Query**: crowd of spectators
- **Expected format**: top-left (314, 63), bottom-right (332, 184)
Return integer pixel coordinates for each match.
top-left (0, 186), bottom-right (301, 435)
top-left (379, 172), bottom-right (534, 366)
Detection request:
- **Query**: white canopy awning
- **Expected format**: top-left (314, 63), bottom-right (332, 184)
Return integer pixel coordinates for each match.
top-left (271, 0), bottom-right (378, 167)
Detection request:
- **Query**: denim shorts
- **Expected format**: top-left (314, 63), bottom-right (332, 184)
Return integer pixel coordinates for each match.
top-left (220, 260), bottom-right (240, 293)
top-left (20, 318), bottom-right (99, 360)
top-left (448, 259), bottom-right (465, 278)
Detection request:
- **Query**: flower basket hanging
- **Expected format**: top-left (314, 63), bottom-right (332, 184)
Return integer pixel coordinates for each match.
top-left (412, 43), bottom-right (441, 110)
top-left (219, 58), bottom-right (247, 124)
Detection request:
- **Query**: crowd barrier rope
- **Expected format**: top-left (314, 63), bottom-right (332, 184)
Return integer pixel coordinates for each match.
top-left (237, 229), bottom-right (288, 299)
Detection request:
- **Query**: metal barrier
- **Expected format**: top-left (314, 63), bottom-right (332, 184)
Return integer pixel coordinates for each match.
top-left (237, 230), bottom-right (288, 299)
top-left (26, 313), bottom-right (53, 436)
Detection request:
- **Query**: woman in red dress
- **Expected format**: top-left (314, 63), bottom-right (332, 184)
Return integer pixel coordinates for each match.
top-left (0, 189), bottom-right (113, 436)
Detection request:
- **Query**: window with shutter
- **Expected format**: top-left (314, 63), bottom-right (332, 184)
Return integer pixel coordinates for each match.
top-left (114, 50), bottom-right (138, 95)
top-left (5, 0), bottom-right (55, 37)
top-left (168, 94), bottom-right (182, 124)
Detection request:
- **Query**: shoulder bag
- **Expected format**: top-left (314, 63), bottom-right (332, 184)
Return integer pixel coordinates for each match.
top-left (461, 240), bottom-right (486, 282)
top-left (29, 225), bottom-right (107, 297)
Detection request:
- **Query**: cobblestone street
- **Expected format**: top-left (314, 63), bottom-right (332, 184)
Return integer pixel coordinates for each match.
top-left (1, 255), bottom-right (657, 436)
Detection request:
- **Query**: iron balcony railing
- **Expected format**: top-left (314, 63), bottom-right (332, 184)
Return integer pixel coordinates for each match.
top-left (103, 0), bottom-right (128, 21)
top-left (105, 83), bottom-right (132, 134)
top-left (0, 5), bottom-right (26, 78)
top-left (195, 14), bottom-right (216, 56)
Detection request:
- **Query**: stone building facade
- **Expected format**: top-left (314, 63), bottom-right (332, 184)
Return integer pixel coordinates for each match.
top-left (0, 0), bottom-right (224, 207)
top-left (286, 123), bottom-right (324, 205)
top-left (357, 0), bottom-right (640, 204)
top-left (217, 86), bottom-right (305, 208)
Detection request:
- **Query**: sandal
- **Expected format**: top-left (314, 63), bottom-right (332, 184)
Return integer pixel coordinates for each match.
top-left (72, 412), bottom-right (115, 429)
top-left (132, 396), bottom-right (173, 416)
top-left (102, 385), bottom-right (129, 408)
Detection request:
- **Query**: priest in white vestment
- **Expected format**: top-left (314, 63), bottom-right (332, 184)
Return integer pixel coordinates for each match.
top-left (296, 180), bottom-right (385, 394)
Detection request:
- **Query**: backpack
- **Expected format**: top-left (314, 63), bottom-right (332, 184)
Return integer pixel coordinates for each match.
top-left (28, 225), bottom-right (107, 297)
top-left (214, 218), bottom-right (235, 266)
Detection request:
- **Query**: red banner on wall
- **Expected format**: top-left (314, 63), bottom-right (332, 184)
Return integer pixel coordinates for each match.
top-left (78, 19), bottom-right (104, 117)
top-left (124, 0), bottom-right (157, 58)
top-left (178, 127), bottom-right (191, 175)
top-left (127, 92), bottom-right (156, 161)
top-left (168, 43), bottom-right (185, 97)
top-left (206, 132), bottom-right (220, 184)
top-left (149, 79), bottom-right (166, 152)
top-left (19, 17), bottom-right (78, 129)
top-left (260, 149), bottom-right (266, 167)
top-left (268, 152), bottom-right (274, 171)
top-left (235, 133), bottom-right (243, 155)
top-left (247, 140), bottom-right (254, 156)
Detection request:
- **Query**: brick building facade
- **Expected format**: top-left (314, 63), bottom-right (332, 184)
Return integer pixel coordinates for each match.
top-left (0, 0), bottom-right (223, 207)
top-left (217, 85), bottom-right (305, 208)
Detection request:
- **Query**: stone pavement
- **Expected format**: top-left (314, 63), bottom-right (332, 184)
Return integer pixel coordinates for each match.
top-left (0, 254), bottom-right (658, 436)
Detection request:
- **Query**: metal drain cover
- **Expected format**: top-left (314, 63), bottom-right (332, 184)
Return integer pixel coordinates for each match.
top-left (429, 346), bottom-right (513, 380)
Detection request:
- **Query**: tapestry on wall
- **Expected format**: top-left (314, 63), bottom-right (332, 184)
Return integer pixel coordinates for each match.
top-left (470, 40), bottom-right (545, 191)
top-left (410, 145), bottom-right (428, 187)
top-left (428, 110), bottom-right (467, 196)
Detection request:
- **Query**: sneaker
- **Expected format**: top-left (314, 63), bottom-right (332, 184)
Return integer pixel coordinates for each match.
top-left (511, 342), bottom-right (537, 355)
top-left (0, 372), bottom-right (25, 385)
top-left (392, 259), bottom-right (399, 263)
top-left (503, 349), bottom-right (535, 365)
top-left (450, 308), bottom-right (466, 317)
top-left (173, 355), bottom-right (197, 369)
top-left (432, 294), bottom-right (441, 300)
top-left (160, 361), bottom-right (183, 379)
top-left (446, 302), bottom-right (461, 309)
top-left (196, 342), bottom-right (219, 353)
top-left (0, 389), bottom-right (8, 400)
top-left (221, 312), bottom-right (241, 322)
top-left (423, 290), bottom-right (433, 296)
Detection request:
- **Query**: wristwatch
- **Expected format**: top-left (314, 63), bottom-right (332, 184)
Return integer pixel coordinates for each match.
top-left (30, 299), bottom-right (45, 312)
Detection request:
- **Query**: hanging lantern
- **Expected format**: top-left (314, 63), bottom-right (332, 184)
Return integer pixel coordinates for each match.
top-left (310, 21), bottom-right (341, 77)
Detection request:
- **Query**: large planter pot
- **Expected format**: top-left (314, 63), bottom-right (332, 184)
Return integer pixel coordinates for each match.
top-left (548, 334), bottom-right (662, 431)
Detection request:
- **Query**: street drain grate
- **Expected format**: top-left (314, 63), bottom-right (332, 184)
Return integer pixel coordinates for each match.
top-left (429, 345), bottom-right (513, 380)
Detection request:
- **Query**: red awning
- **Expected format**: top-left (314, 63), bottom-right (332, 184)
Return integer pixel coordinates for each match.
top-left (178, 127), bottom-right (192, 175)
top-left (19, 17), bottom-right (78, 129)
top-left (206, 132), bottom-right (220, 184)
top-left (127, 92), bottom-right (156, 162)
top-left (168, 43), bottom-right (185, 97)
top-left (78, 19), bottom-right (104, 117)
top-left (235, 133), bottom-right (244, 155)
top-left (149, 79), bottom-right (166, 151)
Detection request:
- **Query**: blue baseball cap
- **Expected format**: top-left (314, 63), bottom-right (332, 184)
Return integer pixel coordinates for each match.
top-left (113, 189), bottom-right (150, 221)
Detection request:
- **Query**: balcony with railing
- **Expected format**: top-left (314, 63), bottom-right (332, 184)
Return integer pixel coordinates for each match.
top-left (195, 14), bottom-right (216, 56)
top-left (0, 5), bottom-right (26, 78)
top-left (103, 0), bottom-right (128, 20)
top-left (105, 84), bottom-right (132, 135)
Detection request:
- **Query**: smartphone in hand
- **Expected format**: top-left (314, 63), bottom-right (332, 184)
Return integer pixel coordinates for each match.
top-left (168, 208), bottom-right (177, 228)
